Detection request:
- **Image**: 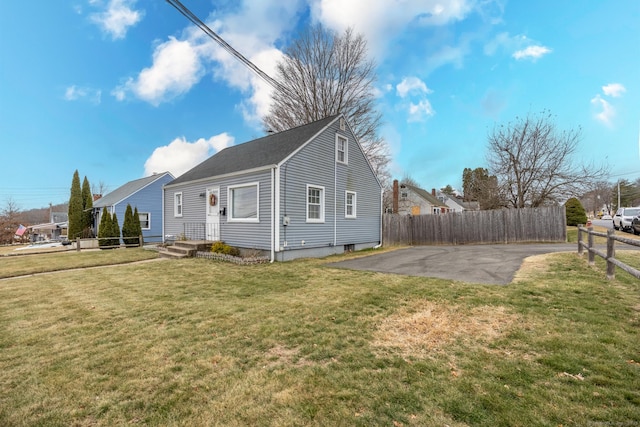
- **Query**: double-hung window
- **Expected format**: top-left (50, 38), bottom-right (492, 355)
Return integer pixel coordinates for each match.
top-left (336, 135), bottom-right (348, 164)
top-left (138, 212), bottom-right (150, 230)
top-left (174, 192), bottom-right (183, 217)
top-left (229, 183), bottom-right (259, 222)
top-left (306, 185), bottom-right (325, 223)
top-left (345, 191), bottom-right (356, 218)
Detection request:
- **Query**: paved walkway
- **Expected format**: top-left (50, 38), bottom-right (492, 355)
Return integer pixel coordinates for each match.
top-left (328, 244), bottom-right (578, 285)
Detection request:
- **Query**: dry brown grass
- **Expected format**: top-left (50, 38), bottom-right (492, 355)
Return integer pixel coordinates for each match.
top-left (373, 300), bottom-right (520, 360)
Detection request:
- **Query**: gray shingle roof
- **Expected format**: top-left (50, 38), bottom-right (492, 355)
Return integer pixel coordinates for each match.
top-left (404, 184), bottom-right (448, 207)
top-left (168, 115), bottom-right (340, 186)
top-left (93, 172), bottom-right (174, 208)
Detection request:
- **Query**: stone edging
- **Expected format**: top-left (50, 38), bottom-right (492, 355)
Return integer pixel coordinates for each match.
top-left (195, 251), bottom-right (270, 265)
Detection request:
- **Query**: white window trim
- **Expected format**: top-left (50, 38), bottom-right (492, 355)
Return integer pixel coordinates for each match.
top-left (228, 182), bottom-right (260, 223)
top-left (345, 191), bottom-right (357, 219)
top-left (306, 184), bottom-right (325, 223)
top-left (174, 192), bottom-right (183, 217)
top-left (336, 134), bottom-right (348, 164)
top-left (139, 212), bottom-right (151, 230)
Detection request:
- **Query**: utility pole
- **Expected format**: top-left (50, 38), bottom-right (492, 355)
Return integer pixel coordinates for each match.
top-left (617, 181), bottom-right (621, 209)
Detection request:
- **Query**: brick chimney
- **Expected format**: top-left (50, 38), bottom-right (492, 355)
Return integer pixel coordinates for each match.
top-left (432, 188), bottom-right (436, 196)
top-left (393, 179), bottom-right (399, 214)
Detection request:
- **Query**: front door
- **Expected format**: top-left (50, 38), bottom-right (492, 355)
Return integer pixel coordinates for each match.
top-left (206, 187), bottom-right (220, 241)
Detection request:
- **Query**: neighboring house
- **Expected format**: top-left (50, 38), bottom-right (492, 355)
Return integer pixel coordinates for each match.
top-left (163, 114), bottom-right (383, 261)
top-left (28, 211), bottom-right (68, 242)
top-left (394, 181), bottom-right (449, 215)
top-left (93, 172), bottom-right (174, 243)
top-left (437, 191), bottom-right (466, 213)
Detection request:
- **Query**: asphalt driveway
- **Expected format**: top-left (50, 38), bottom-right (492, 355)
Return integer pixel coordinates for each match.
top-left (328, 243), bottom-right (577, 285)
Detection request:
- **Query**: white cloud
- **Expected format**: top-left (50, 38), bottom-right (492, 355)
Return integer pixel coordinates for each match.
top-left (144, 134), bottom-right (234, 178)
top-left (512, 45), bottom-right (551, 61)
top-left (591, 82), bottom-right (626, 126)
top-left (310, 0), bottom-right (476, 57)
top-left (407, 100), bottom-right (435, 122)
top-left (485, 33), bottom-right (552, 62)
top-left (90, 0), bottom-right (143, 40)
top-left (396, 77), bottom-right (431, 98)
top-left (64, 85), bottom-right (102, 104)
top-left (590, 94), bottom-right (615, 126)
top-left (113, 37), bottom-right (204, 106)
top-left (602, 83), bottom-right (626, 98)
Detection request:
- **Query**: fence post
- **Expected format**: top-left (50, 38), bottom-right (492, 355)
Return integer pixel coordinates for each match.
top-left (139, 235), bottom-right (143, 248)
top-left (76, 237), bottom-right (81, 252)
top-left (587, 226), bottom-right (595, 266)
top-left (577, 225), bottom-right (583, 256)
top-left (606, 229), bottom-right (615, 280)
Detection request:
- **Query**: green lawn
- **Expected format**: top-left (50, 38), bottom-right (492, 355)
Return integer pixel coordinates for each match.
top-left (0, 249), bottom-right (638, 426)
top-left (0, 248), bottom-right (158, 279)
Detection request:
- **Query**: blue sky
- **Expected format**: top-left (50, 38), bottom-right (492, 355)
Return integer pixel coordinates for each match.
top-left (1, 0), bottom-right (638, 210)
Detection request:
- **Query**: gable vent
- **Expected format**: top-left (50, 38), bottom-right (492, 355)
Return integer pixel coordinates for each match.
top-left (339, 118), bottom-right (346, 131)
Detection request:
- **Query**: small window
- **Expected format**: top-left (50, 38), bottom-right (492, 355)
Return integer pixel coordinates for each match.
top-left (138, 212), bottom-right (150, 230)
top-left (336, 135), bottom-right (348, 164)
top-left (345, 191), bottom-right (357, 218)
top-left (229, 183), bottom-right (259, 222)
top-left (174, 192), bottom-right (183, 217)
top-left (306, 185), bottom-right (325, 223)
top-left (401, 192), bottom-right (408, 199)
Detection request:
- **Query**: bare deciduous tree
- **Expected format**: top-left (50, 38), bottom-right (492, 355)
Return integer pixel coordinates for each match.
top-left (263, 25), bottom-right (389, 183)
top-left (0, 197), bottom-right (24, 244)
top-left (486, 111), bottom-right (608, 208)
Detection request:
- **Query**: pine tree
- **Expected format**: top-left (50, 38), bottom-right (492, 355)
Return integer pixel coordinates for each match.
top-left (98, 208), bottom-right (111, 248)
top-left (133, 207), bottom-right (143, 246)
top-left (111, 212), bottom-right (121, 247)
top-left (81, 176), bottom-right (93, 237)
top-left (565, 197), bottom-right (588, 226)
top-left (67, 170), bottom-right (83, 239)
top-left (122, 204), bottom-right (136, 246)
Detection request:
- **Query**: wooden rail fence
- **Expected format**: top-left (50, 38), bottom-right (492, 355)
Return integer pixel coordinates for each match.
top-left (577, 226), bottom-right (640, 280)
top-left (383, 206), bottom-right (566, 246)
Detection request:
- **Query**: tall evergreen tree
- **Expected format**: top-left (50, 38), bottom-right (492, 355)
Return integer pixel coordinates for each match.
top-left (97, 208), bottom-right (111, 248)
top-left (68, 170), bottom-right (83, 239)
top-left (133, 207), bottom-right (143, 246)
top-left (111, 212), bottom-right (121, 247)
top-left (122, 204), bottom-right (136, 246)
top-left (81, 176), bottom-right (93, 236)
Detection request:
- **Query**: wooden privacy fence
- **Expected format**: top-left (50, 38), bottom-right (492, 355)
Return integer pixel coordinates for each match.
top-left (383, 206), bottom-right (566, 246)
top-left (577, 226), bottom-right (640, 280)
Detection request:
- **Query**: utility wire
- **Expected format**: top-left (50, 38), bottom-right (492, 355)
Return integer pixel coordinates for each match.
top-left (165, 0), bottom-right (290, 97)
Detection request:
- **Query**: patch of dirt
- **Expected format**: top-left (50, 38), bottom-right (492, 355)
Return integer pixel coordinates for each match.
top-left (373, 300), bottom-right (520, 360)
top-left (512, 253), bottom-right (556, 282)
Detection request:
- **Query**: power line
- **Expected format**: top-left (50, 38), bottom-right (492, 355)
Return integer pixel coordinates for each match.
top-left (165, 0), bottom-right (289, 96)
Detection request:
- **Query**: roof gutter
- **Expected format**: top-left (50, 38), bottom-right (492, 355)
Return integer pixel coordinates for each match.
top-left (164, 165), bottom-right (277, 189)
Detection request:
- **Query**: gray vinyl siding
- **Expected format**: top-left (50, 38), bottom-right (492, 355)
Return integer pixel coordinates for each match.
top-left (221, 170), bottom-right (272, 249)
top-left (277, 120), bottom-right (381, 252)
top-left (164, 170), bottom-right (273, 249)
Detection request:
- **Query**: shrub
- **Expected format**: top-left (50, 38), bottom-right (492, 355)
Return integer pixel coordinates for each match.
top-left (210, 241), bottom-right (241, 257)
top-left (122, 204), bottom-right (139, 246)
top-left (565, 197), bottom-right (587, 226)
top-left (97, 208), bottom-right (111, 248)
top-left (111, 212), bottom-right (121, 247)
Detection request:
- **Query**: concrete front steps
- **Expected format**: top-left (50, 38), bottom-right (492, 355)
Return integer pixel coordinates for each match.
top-left (158, 240), bottom-right (213, 259)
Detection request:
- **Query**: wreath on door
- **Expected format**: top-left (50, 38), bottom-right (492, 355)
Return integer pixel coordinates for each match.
top-left (209, 193), bottom-right (217, 206)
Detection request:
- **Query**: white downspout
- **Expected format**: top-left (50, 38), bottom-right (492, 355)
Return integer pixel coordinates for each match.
top-left (270, 167), bottom-right (276, 263)
top-left (374, 187), bottom-right (383, 249)
top-left (334, 143), bottom-right (337, 247)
